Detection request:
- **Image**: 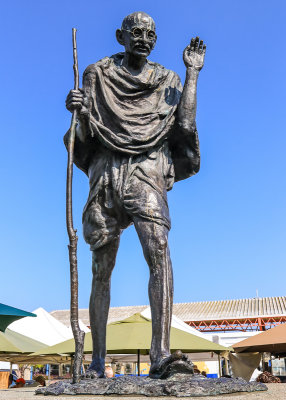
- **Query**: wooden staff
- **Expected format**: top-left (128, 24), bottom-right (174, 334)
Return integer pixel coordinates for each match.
top-left (66, 27), bottom-right (85, 384)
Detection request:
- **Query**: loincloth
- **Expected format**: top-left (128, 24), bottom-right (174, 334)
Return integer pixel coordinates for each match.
top-left (82, 143), bottom-right (175, 250)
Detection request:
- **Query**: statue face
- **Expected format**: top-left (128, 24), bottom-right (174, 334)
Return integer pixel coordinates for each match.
top-left (118, 12), bottom-right (156, 58)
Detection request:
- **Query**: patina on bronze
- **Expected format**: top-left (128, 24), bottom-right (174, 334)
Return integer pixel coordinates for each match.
top-left (65, 11), bottom-right (205, 380)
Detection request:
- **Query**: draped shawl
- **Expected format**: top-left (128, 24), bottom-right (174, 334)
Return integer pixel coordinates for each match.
top-left (66, 53), bottom-right (200, 182)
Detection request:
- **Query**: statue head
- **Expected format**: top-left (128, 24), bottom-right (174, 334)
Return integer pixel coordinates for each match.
top-left (116, 12), bottom-right (157, 59)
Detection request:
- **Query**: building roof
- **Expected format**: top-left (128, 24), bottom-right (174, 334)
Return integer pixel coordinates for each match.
top-left (50, 305), bottom-right (147, 328)
top-left (173, 297), bottom-right (286, 322)
top-left (50, 296), bottom-right (286, 327)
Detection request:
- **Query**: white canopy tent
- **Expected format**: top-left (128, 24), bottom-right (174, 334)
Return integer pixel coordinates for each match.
top-left (0, 307), bottom-right (89, 370)
top-left (141, 307), bottom-right (216, 341)
top-left (8, 307), bottom-right (89, 346)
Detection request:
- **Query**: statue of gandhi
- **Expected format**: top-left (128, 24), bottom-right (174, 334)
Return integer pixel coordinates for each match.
top-left (65, 11), bottom-right (206, 379)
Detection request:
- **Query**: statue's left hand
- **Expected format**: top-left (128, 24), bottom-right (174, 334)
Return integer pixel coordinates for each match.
top-left (183, 37), bottom-right (206, 71)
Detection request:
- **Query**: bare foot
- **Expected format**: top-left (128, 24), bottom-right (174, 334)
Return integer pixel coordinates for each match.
top-left (83, 359), bottom-right (105, 379)
top-left (149, 350), bottom-right (194, 379)
top-left (83, 369), bottom-right (105, 379)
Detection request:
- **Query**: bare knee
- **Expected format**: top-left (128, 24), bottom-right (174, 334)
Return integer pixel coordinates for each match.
top-left (90, 259), bottom-right (111, 296)
top-left (153, 234), bottom-right (168, 254)
top-left (92, 269), bottom-right (111, 285)
top-left (91, 241), bottom-right (119, 282)
top-left (143, 233), bottom-right (169, 269)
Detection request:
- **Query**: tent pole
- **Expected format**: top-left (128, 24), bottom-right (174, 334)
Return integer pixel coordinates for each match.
top-left (218, 354), bottom-right (222, 377)
top-left (71, 356), bottom-right (74, 377)
top-left (224, 358), bottom-right (229, 375)
top-left (137, 350), bottom-right (140, 376)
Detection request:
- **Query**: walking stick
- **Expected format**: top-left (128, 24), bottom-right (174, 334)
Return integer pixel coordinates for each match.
top-left (66, 28), bottom-right (85, 384)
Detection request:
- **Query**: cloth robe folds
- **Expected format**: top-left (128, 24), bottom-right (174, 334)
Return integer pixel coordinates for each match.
top-left (65, 53), bottom-right (200, 183)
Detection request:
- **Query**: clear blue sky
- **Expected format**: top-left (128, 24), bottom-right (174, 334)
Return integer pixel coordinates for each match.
top-left (1, 0), bottom-right (285, 312)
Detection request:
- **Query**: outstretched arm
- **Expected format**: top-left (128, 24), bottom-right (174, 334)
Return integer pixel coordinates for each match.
top-left (177, 37), bottom-right (206, 133)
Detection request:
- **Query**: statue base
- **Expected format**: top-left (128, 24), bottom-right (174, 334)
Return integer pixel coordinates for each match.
top-left (36, 375), bottom-right (267, 397)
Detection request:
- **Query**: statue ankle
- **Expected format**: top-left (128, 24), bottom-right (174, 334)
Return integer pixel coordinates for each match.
top-left (83, 359), bottom-right (105, 379)
top-left (149, 350), bottom-right (194, 379)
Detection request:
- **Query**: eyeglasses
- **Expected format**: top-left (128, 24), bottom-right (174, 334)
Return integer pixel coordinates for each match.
top-left (122, 27), bottom-right (157, 41)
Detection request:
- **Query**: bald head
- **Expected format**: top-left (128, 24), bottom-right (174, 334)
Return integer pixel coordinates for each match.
top-left (121, 11), bottom-right (156, 32)
top-left (116, 11), bottom-right (157, 61)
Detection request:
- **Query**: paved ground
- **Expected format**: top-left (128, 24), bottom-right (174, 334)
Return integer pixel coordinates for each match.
top-left (0, 384), bottom-right (285, 400)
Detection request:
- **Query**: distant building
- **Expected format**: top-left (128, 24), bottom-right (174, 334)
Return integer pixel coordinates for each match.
top-left (50, 296), bottom-right (286, 332)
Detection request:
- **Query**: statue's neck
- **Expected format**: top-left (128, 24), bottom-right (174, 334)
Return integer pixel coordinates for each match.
top-left (122, 52), bottom-right (147, 76)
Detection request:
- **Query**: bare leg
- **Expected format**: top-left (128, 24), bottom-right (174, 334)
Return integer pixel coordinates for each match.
top-left (87, 237), bottom-right (120, 377)
top-left (133, 218), bottom-right (173, 371)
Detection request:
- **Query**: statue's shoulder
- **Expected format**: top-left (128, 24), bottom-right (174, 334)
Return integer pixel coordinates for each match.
top-left (148, 60), bottom-right (181, 84)
top-left (83, 56), bottom-right (116, 77)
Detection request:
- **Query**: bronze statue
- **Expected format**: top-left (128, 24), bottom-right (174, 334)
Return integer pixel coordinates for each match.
top-left (65, 11), bottom-right (206, 379)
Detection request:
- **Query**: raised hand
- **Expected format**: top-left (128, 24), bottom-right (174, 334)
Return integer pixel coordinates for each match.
top-left (66, 89), bottom-right (84, 112)
top-left (183, 37), bottom-right (206, 71)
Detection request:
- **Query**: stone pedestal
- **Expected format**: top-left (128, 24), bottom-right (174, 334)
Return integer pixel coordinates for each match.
top-left (36, 375), bottom-right (267, 397)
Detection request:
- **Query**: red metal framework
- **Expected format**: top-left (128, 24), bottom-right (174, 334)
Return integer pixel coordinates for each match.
top-left (187, 316), bottom-right (286, 332)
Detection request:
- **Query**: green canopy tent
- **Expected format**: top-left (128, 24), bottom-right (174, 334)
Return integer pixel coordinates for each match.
top-left (0, 329), bottom-right (68, 378)
top-left (0, 328), bottom-right (46, 354)
top-left (0, 353), bottom-right (71, 364)
top-left (0, 303), bottom-right (36, 332)
top-left (32, 313), bottom-right (231, 374)
top-left (106, 314), bottom-right (231, 354)
top-left (0, 328), bottom-right (70, 364)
